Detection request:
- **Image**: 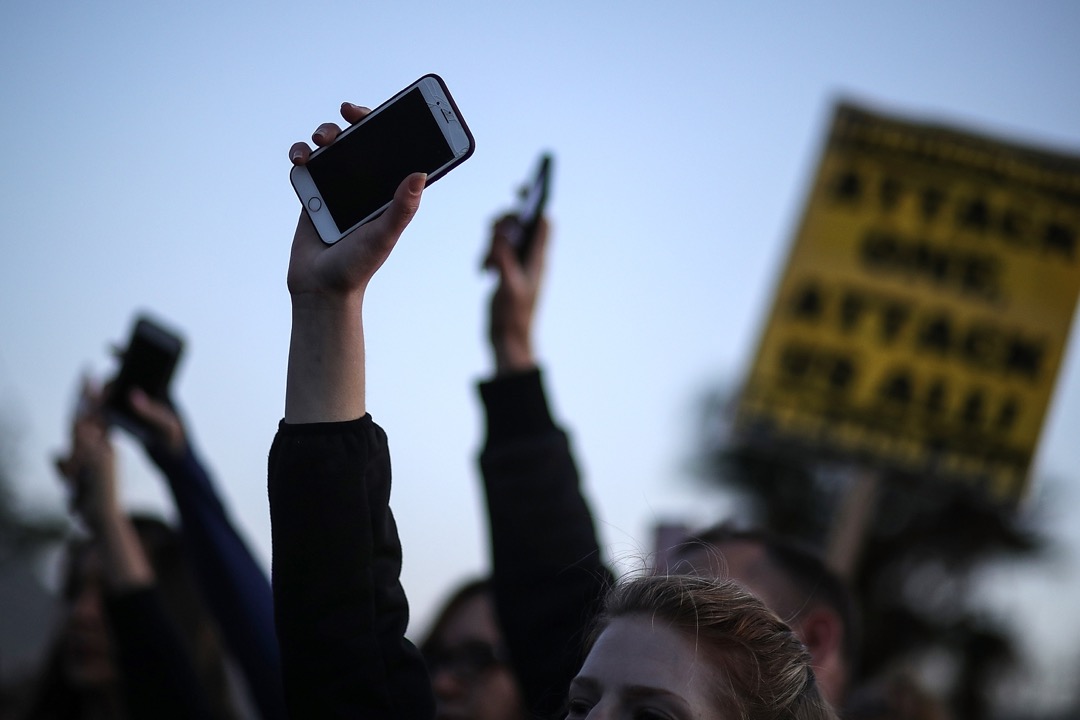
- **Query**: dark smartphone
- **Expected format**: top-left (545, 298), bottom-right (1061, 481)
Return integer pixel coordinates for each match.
top-left (104, 315), bottom-right (184, 440)
top-left (290, 74), bottom-right (476, 244)
top-left (513, 153), bottom-right (553, 262)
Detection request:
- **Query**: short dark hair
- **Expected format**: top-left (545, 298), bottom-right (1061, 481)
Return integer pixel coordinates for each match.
top-left (670, 523), bottom-right (860, 673)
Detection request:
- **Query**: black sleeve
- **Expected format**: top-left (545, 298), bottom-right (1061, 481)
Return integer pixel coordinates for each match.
top-left (105, 587), bottom-right (218, 720)
top-left (478, 370), bottom-right (613, 719)
top-left (267, 416), bottom-right (433, 720)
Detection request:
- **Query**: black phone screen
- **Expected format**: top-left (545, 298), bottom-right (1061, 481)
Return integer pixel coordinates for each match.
top-left (305, 88), bottom-right (456, 232)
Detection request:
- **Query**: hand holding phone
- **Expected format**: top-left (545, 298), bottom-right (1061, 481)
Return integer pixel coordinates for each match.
top-left (287, 123), bottom-right (428, 300)
top-left (103, 315), bottom-right (184, 442)
top-left (290, 74), bottom-right (476, 245)
top-left (511, 153), bottom-right (553, 263)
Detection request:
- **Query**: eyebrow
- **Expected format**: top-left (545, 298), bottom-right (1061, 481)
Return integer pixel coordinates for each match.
top-left (623, 685), bottom-right (690, 705)
top-left (568, 677), bottom-right (600, 694)
top-left (569, 677), bottom-right (692, 709)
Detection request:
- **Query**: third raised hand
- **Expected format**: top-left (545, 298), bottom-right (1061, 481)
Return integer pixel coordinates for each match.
top-left (485, 214), bottom-right (551, 374)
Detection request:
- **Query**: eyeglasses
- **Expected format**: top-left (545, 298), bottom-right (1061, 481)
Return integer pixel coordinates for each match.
top-left (423, 640), bottom-right (508, 682)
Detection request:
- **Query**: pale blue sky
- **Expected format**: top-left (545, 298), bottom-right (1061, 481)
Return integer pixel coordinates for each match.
top-left (2, 1), bottom-right (1079, 706)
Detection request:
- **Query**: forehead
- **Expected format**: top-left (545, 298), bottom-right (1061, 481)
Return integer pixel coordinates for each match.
top-left (577, 615), bottom-right (722, 711)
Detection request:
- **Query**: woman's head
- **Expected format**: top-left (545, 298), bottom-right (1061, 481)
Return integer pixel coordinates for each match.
top-left (30, 514), bottom-right (237, 719)
top-left (420, 578), bottom-right (525, 720)
top-left (568, 574), bottom-right (837, 720)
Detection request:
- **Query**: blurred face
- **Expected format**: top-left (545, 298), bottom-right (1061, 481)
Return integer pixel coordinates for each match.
top-left (567, 615), bottom-right (726, 720)
top-left (61, 549), bottom-right (116, 688)
top-left (425, 592), bottom-right (524, 720)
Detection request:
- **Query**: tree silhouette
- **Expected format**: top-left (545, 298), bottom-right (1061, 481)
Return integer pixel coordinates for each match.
top-left (0, 409), bottom-right (66, 569)
top-left (0, 403), bottom-right (68, 709)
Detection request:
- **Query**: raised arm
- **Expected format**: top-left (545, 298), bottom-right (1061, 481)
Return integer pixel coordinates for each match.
top-left (55, 390), bottom-right (216, 719)
top-left (482, 213), bottom-right (547, 375)
top-left (268, 101), bottom-right (433, 719)
top-left (282, 102), bottom-right (425, 424)
top-left (477, 215), bottom-right (612, 717)
top-left (124, 390), bottom-right (285, 720)
top-left (57, 400), bottom-right (153, 592)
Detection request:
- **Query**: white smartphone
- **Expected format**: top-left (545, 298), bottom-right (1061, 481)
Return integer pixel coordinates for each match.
top-left (290, 74), bottom-right (476, 245)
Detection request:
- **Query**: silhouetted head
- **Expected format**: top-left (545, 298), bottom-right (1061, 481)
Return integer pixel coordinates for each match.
top-left (28, 514), bottom-right (236, 719)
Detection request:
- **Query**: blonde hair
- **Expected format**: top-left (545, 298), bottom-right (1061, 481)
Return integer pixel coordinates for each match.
top-left (589, 574), bottom-right (838, 720)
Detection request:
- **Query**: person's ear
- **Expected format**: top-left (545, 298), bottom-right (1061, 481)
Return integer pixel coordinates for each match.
top-left (797, 606), bottom-right (843, 664)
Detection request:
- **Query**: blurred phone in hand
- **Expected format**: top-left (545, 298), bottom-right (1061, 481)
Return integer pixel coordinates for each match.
top-left (511, 152), bottom-right (553, 263)
top-left (103, 314), bottom-right (184, 442)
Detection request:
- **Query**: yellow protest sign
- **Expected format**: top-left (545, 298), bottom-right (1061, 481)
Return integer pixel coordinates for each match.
top-left (735, 102), bottom-right (1080, 506)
